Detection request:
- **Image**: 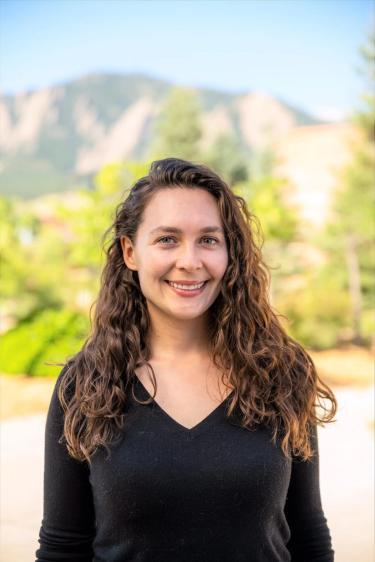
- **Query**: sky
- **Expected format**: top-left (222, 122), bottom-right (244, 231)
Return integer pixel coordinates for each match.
top-left (1, 0), bottom-right (373, 120)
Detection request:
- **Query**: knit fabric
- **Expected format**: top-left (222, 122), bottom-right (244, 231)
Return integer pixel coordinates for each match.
top-left (35, 368), bottom-right (334, 561)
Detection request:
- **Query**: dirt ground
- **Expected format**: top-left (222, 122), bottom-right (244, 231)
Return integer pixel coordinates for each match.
top-left (1, 345), bottom-right (374, 421)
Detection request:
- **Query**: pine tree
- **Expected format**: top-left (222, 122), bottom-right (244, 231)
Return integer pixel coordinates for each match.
top-left (149, 87), bottom-right (202, 161)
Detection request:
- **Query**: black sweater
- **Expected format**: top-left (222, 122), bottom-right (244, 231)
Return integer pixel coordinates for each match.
top-left (35, 368), bottom-right (334, 562)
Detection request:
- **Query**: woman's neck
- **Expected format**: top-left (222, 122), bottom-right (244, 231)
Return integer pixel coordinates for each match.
top-left (147, 315), bottom-right (211, 362)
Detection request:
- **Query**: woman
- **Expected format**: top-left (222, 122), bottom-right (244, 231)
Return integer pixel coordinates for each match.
top-left (35, 157), bottom-right (337, 561)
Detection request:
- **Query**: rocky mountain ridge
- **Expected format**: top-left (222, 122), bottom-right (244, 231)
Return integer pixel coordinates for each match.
top-left (0, 72), bottom-right (321, 198)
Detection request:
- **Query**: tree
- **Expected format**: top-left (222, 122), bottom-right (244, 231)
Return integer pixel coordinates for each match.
top-left (203, 134), bottom-right (249, 186)
top-left (319, 31), bottom-right (375, 346)
top-left (0, 196), bottom-right (67, 322)
top-left (149, 87), bottom-right (203, 161)
top-left (355, 30), bottom-right (375, 143)
top-left (94, 161), bottom-right (150, 196)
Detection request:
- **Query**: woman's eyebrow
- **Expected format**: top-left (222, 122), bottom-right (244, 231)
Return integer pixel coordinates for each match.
top-left (150, 226), bottom-right (224, 235)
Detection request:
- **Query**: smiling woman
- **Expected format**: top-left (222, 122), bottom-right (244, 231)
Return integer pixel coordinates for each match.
top-left (120, 187), bottom-right (229, 326)
top-left (35, 157), bottom-right (337, 562)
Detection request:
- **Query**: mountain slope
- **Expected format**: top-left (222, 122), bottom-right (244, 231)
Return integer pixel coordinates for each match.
top-left (0, 72), bottom-right (321, 198)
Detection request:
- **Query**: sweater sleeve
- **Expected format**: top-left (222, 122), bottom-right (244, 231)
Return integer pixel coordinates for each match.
top-left (35, 366), bottom-right (96, 562)
top-left (284, 423), bottom-right (335, 561)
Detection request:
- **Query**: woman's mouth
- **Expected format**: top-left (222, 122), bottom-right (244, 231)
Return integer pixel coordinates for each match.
top-left (164, 280), bottom-right (208, 297)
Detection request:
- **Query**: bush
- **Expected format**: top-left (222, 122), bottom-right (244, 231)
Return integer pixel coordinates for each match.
top-left (0, 308), bottom-right (89, 377)
top-left (277, 270), bottom-right (351, 350)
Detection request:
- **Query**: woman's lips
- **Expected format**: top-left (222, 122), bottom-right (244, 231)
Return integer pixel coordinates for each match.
top-left (164, 280), bottom-right (208, 297)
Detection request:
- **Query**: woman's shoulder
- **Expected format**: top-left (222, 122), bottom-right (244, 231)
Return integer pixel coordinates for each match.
top-left (53, 361), bottom-right (73, 395)
top-left (48, 361), bottom-right (77, 419)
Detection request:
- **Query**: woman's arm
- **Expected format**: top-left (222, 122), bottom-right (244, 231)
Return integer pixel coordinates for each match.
top-left (35, 367), bottom-right (96, 562)
top-left (284, 423), bottom-right (335, 561)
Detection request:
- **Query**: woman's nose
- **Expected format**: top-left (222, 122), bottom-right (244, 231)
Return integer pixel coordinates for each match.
top-left (175, 244), bottom-right (203, 270)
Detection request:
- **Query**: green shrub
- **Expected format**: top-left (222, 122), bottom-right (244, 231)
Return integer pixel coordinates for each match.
top-left (0, 308), bottom-right (89, 377)
top-left (277, 271), bottom-right (351, 350)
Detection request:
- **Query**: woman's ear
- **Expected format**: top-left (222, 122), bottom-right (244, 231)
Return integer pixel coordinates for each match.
top-left (120, 236), bottom-right (138, 271)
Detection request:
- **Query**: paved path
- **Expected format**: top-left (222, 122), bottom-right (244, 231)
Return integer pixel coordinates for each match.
top-left (1, 385), bottom-right (374, 562)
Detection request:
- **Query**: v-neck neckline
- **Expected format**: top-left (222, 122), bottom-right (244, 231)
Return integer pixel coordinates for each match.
top-left (132, 375), bottom-right (235, 437)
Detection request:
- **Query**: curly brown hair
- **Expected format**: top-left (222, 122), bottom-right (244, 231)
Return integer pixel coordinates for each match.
top-left (58, 157), bottom-right (337, 466)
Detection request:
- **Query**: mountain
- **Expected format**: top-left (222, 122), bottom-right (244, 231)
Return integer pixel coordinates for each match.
top-left (0, 72), bottom-right (322, 198)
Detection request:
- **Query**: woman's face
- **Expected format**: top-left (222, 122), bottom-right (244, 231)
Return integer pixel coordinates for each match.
top-left (121, 187), bottom-right (229, 323)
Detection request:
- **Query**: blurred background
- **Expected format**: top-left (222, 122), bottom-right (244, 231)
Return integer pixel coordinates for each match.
top-left (0, 1), bottom-right (374, 561)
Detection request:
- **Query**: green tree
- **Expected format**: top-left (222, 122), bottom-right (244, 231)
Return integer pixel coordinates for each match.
top-left (232, 167), bottom-right (300, 311)
top-left (94, 161), bottom-right (150, 196)
top-left (0, 196), bottom-right (67, 322)
top-left (248, 147), bottom-right (278, 180)
top-left (355, 30), bottom-right (375, 142)
top-left (203, 134), bottom-right (249, 186)
top-left (316, 31), bottom-right (375, 345)
top-left (149, 87), bottom-right (203, 161)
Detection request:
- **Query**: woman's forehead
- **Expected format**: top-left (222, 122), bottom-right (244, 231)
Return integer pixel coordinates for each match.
top-left (135, 188), bottom-right (225, 239)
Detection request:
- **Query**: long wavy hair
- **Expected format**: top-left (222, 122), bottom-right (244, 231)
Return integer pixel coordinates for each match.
top-left (58, 157), bottom-right (337, 466)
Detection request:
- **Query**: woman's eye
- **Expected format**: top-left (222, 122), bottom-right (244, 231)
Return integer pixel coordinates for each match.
top-left (158, 236), bottom-right (176, 244)
top-left (201, 237), bottom-right (218, 245)
top-left (157, 236), bottom-right (218, 246)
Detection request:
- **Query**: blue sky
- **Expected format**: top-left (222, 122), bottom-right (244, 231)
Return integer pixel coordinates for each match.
top-left (1, 0), bottom-right (373, 119)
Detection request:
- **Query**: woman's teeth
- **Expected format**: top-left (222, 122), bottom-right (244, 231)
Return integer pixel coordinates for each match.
top-left (167, 281), bottom-right (206, 291)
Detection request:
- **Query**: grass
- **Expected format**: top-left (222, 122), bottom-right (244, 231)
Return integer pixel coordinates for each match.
top-left (0, 345), bottom-right (373, 421)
